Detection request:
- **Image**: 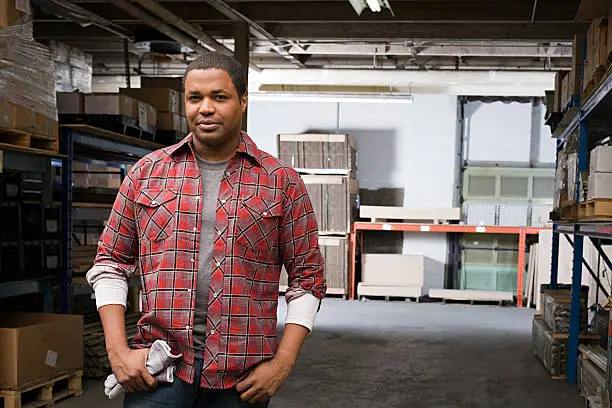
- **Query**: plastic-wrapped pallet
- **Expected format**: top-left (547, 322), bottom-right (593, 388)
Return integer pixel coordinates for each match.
top-left (578, 355), bottom-right (608, 407)
top-left (0, 16), bottom-right (57, 120)
top-left (542, 292), bottom-right (588, 333)
top-left (48, 41), bottom-right (93, 93)
top-left (532, 317), bottom-right (567, 378)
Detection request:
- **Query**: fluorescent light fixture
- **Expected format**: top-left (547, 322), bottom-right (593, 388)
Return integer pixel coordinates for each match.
top-left (348, 0), bottom-right (393, 15)
top-left (250, 92), bottom-right (414, 104)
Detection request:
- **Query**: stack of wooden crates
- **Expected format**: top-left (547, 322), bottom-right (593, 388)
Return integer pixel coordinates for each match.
top-left (278, 133), bottom-right (358, 297)
top-left (532, 284), bottom-right (600, 380)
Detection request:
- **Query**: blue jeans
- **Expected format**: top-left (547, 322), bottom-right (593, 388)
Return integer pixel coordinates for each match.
top-left (123, 359), bottom-right (270, 408)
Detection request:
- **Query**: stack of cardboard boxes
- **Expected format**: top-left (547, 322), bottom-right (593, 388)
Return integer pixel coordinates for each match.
top-left (587, 144), bottom-right (612, 200)
top-left (139, 77), bottom-right (189, 138)
top-left (278, 133), bottom-right (359, 296)
top-left (584, 15), bottom-right (609, 93)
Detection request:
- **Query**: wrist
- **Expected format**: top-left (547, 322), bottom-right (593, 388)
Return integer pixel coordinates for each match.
top-left (274, 351), bottom-right (297, 368)
top-left (107, 343), bottom-right (130, 360)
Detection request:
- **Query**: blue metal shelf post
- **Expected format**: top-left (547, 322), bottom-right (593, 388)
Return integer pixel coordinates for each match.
top-left (60, 127), bottom-right (74, 314)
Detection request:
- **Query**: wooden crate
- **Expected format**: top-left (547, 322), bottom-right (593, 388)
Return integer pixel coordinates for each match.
top-left (302, 175), bottom-right (358, 235)
top-left (0, 370), bottom-right (83, 408)
top-left (278, 133), bottom-right (357, 175)
top-left (579, 199), bottom-right (612, 220)
top-left (280, 236), bottom-right (348, 296)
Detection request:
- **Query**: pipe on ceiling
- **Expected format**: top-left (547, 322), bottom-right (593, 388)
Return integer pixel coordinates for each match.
top-left (130, 0), bottom-right (234, 56)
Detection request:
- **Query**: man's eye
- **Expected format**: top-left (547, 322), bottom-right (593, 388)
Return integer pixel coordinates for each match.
top-left (216, 95), bottom-right (227, 101)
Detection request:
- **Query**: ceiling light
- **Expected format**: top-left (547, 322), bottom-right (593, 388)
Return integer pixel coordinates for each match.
top-left (348, 0), bottom-right (393, 15)
top-left (250, 92), bottom-right (415, 104)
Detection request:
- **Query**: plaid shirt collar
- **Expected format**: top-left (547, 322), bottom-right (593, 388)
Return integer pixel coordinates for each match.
top-left (166, 131), bottom-right (263, 165)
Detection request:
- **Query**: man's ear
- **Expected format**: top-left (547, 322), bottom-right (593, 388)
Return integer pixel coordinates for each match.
top-left (241, 93), bottom-right (248, 113)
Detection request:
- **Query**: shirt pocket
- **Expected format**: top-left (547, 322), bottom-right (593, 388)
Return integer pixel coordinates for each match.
top-left (135, 189), bottom-right (178, 242)
top-left (235, 195), bottom-right (282, 252)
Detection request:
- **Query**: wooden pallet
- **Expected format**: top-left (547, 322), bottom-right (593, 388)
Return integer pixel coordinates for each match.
top-left (556, 203), bottom-right (578, 221)
top-left (578, 199), bottom-right (612, 220)
top-left (0, 129), bottom-right (59, 153)
top-left (583, 65), bottom-right (608, 101)
top-left (0, 370), bottom-right (83, 408)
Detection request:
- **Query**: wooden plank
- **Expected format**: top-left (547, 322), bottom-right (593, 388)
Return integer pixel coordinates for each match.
top-left (0, 142), bottom-right (66, 158)
top-left (428, 288), bottom-right (514, 302)
top-left (60, 124), bottom-right (163, 150)
top-left (0, 370), bottom-right (83, 408)
top-left (359, 205), bottom-right (461, 222)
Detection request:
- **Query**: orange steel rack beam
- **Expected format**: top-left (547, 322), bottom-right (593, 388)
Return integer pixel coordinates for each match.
top-left (349, 222), bottom-right (544, 306)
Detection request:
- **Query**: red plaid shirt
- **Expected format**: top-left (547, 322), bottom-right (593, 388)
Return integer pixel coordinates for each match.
top-left (93, 132), bottom-right (326, 389)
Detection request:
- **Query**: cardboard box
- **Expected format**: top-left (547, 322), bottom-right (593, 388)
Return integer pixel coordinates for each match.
top-left (157, 112), bottom-right (182, 131)
top-left (0, 0), bottom-right (28, 29)
top-left (35, 113), bottom-right (58, 139)
top-left (137, 101), bottom-right (157, 128)
top-left (302, 175), bottom-right (358, 234)
top-left (120, 88), bottom-right (179, 114)
top-left (84, 94), bottom-right (135, 117)
top-left (0, 98), bottom-right (14, 129)
top-left (590, 145), bottom-right (612, 173)
top-left (56, 92), bottom-right (84, 114)
top-left (0, 312), bottom-right (83, 390)
top-left (585, 17), bottom-right (609, 89)
top-left (561, 72), bottom-right (571, 107)
top-left (278, 133), bottom-right (358, 172)
top-left (13, 103), bottom-right (36, 133)
top-left (570, 32), bottom-right (587, 97)
top-left (280, 236), bottom-right (348, 294)
top-left (588, 173), bottom-right (612, 199)
top-left (554, 72), bottom-right (566, 111)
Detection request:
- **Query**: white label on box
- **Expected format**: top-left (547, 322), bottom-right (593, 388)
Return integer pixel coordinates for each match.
top-left (15, 0), bottom-right (31, 14)
top-left (138, 102), bottom-right (147, 130)
top-left (382, 224), bottom-right (392, 231)
top-left (46, 220), bottom-right (58, 233)
top-left (476, 226), bottom-right (486, 233)
top-left (45, 350), bottom-right (58, 368)
top-left (47, 255), bottom-right (59, 269)
top-left (420, 225), bottom-right (431, 232)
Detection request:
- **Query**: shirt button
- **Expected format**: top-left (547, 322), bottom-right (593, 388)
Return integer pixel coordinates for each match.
top-left (263, 211), bottom-right (268, 216)
top-left (217, 230), bottom-right (222, 236)
top-left (151, 200), bottom-right (158, 205)
top-left (192, 227), bottom-right (197, 232)
top-left (186, 325), bottom-right (191, 330)
top-left (210, 330), bottom-right (216, 335)
top-left (216, 261), bottom-right (221, 267)
top-left (225, 171), bottom-right (231, 177)
top-left (221, 199), bottom-right (227, 204)
top-left (190, 258), bottom-right (195, 263)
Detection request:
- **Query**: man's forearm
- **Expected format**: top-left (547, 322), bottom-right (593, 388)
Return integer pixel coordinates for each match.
top-left (99, 304), bottom-right (130, 356)
top-left (274, 323), bottom-right (309, 367)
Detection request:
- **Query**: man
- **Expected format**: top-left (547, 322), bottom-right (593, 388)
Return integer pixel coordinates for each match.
top-left (86, 52), bottom-right (327, 408)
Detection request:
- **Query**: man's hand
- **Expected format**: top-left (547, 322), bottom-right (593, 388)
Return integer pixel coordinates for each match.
top-left (108, 347), bottom-right (158, 393)
top-left (236, 355), bottom-right (295, 404)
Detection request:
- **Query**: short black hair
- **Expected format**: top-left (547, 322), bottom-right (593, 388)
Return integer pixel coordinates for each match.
top-left (184, 52), bottom-right (247, 97)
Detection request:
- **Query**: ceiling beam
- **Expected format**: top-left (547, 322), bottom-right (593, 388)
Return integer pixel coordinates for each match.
top-left (130, 0), bottom-right (234, 55)
top-left (203, 0), bottom-right (307, 67)
top-left (263, 22), bottom-right (586, 41)
top-left (108, 0), bottom-right (210, 53)
top-left (250, 43), bottom-right (573, 58)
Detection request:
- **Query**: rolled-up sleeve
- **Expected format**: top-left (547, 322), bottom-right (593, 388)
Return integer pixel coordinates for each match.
top-left (279, 170), bottom-right (327, 305)
top-left (86, 164), bottom-right (140, 309)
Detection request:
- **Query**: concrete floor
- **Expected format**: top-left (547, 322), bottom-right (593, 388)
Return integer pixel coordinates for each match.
top-left (58, 298), bottom-right (583, 408)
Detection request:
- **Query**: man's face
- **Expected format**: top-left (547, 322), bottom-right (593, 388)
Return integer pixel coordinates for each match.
top-left (184, 68), bottom-right (247, 148)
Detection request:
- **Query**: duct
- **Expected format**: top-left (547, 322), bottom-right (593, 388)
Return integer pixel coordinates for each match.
top-left (31, 0), bottom-right (132, 39)
top-left (531, 0), bottom-right (539, 25)
top-left (108, 0), bottom-right (209, 54)
top-left (129, 0), bottom-right (233, 56)
top-left (203, 0), bottom-right (307, 68)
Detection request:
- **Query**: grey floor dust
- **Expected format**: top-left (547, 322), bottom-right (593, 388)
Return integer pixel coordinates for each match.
top-left (58, 298), bottom-right (582, 408)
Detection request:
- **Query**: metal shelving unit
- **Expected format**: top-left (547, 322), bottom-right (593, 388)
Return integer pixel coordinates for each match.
top-left (349, 222), bottom-right (543, 304)
top-left (0, 146), bottom-right (65, 312)
top-left (59, 124), bottom-right (163, 313)
top-left (550, 60), bottom-right (612, 386)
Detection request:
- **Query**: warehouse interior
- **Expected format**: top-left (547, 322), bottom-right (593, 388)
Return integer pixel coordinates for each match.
top-left (1, 0), bottom-right (612, 407)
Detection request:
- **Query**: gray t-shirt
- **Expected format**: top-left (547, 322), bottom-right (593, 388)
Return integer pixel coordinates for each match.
top-left (193, 154), bottom-right (228, 351)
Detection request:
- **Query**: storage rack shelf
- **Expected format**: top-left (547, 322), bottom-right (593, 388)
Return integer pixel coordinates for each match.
top-left (349, 222), bottom-right (543, 304)
top-left (59, 124), bottom-right (162, 314)
top-left (549, 60), bottom-right (612, 386)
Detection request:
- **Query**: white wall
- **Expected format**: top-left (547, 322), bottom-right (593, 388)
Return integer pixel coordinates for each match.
top-left (465, 101), bottom-right (556, 165)
top-left (247, 93), bottom-right (458, 275)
